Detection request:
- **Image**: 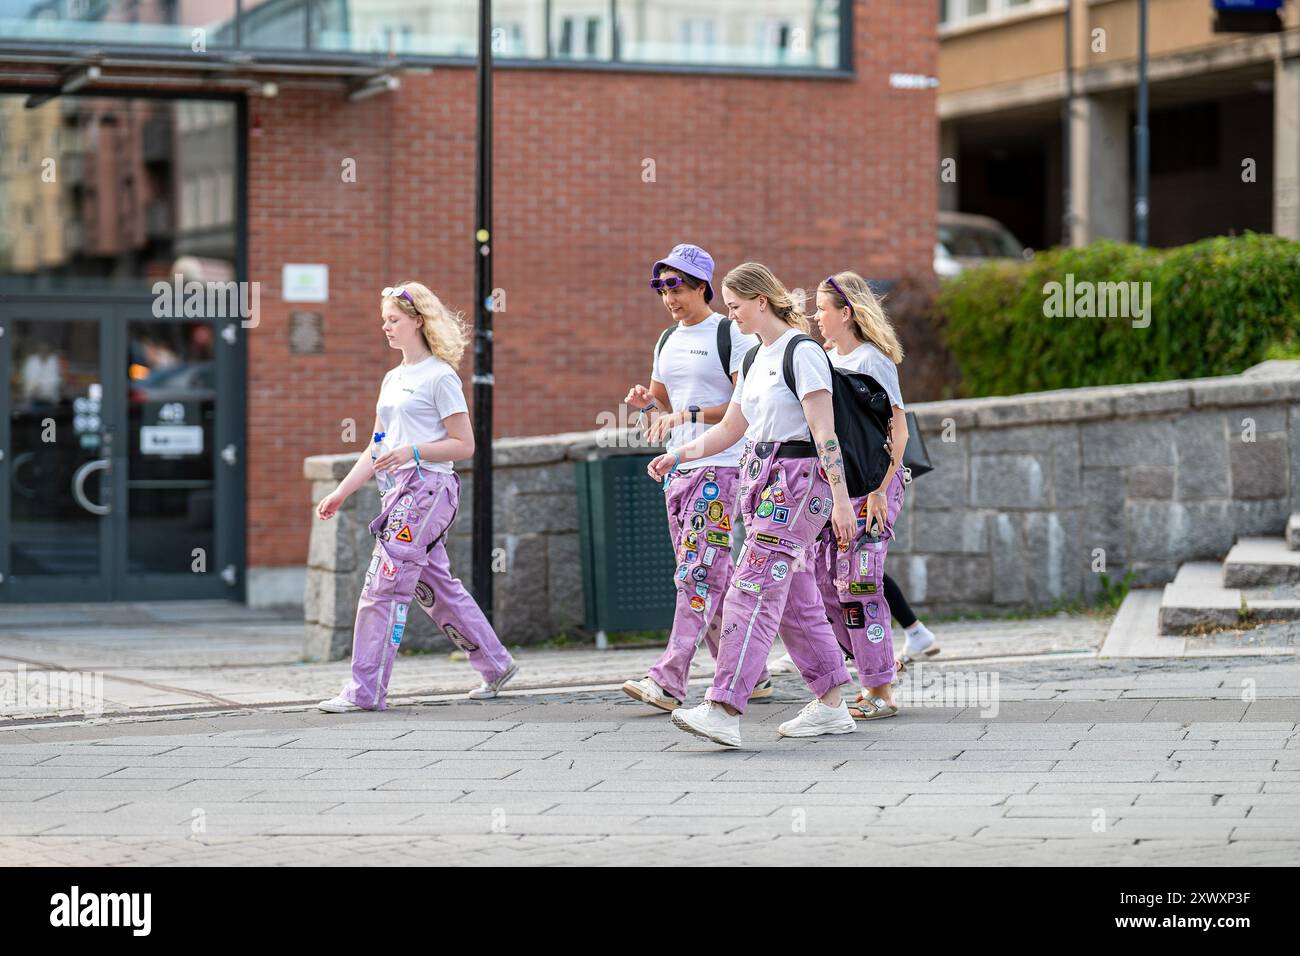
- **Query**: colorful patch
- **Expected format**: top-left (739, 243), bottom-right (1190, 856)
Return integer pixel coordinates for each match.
top-left (702, 482), bottom-right (720, 501)
top-left (707, 500), bottom-right (725, 523)
top-left (691, 514), bottom-right (706, 531)
top-left (866, 623), bottom-right (886, 645)
top-left (685, 549), bottom-right (698, 564)
top-left (677, 564), bottom-right (689, 581)
top-left (866, 600), bottom-right (879, 619)
top-left (760, 487), bottom-right (771, 501)
top-left (693, 499), bottom-right (708, 514)
top-left (772, 506), bottom-right (790, 524)
top-left (734, 579), bottom-right (762, 595)
top-left (695, 583), bottom-right (710, 599)
top-left (702, 546), bottom-right (717, 568)
top-left (717, 515), bottom-right (732, 531)
top-left (704, 470), bottom-right (717, 482)
top-left (414, 582), bottom-right (435, 607)
top-left (368, 554), bottom-right (381, 575)
top-left (380, 558), bottom-right (398, 579)
top-left (755, 533), bottom-right (782, 547)
top-left (747, 458), bottom-right (762, 480)
top-left (858, 551), bottom-right (871, 576)
top-left (772, 489), bottom-right (786, 505)
top-left (689, 595), bottom-right (706, 612)
top-left (809, 497), bottom-right (823, 516)
top-left (686, 531), bottom-right (699, 547)
top-left (849, 581), bottom-right (878, 595)
top-left (747, 549), bottom-right (768, 571)
top-left (841, 602), bottom-right (865, 629)
top-left (693, 566), bottom-right (708, 582)
top-left (770, 560), bottom-right (789, 582)
top-left (443, 623), bottom-right (479, 653)
top-left (857, 500), bottom-right (871, 518)
top-left (399, 494), bottom-right (414, 507)
top-left (705, 531), bottom-right (731, 548)
top-left (395, 525), bottom-right (413, 542)
top-left (756, 500), bottom-right (775, 518)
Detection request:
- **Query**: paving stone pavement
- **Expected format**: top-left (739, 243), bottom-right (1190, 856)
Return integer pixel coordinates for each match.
top-left (1, 655), bottom-right (1298, 866)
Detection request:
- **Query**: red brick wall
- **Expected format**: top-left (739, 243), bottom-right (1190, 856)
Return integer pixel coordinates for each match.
top-left (248, 0), bottom-right (938, 566)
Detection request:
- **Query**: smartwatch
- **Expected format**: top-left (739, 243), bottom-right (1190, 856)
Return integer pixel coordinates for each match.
top-left (689, 405), bottom-right (700, 425)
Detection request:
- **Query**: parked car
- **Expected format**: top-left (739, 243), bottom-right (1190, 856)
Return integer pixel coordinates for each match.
top-left (936, 211), bottom-right (1030, 277)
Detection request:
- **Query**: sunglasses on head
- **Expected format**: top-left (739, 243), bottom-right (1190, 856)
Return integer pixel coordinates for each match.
top-left (382, 286), bottom-right (415, 306)
top-left (649, 275), bottom-right (691, 293)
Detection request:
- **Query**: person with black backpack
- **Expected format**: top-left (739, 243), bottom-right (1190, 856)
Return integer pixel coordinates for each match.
top-left (619, 243), bottom-right (771, 713)
top-left (649, 262), bottom-right (863, 748)
top-left (805, 272), bottom-right (925, 720)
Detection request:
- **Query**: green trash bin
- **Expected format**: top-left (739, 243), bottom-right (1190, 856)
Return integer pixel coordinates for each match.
top-left (576, 454), bottom-right (677, 645)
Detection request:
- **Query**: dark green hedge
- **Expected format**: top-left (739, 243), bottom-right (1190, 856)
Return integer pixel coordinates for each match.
top-left (937, 233), bottom-right (1300, 397)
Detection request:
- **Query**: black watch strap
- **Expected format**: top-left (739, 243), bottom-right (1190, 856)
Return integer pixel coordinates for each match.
top-left (689, 405), bottom-right (700, 424)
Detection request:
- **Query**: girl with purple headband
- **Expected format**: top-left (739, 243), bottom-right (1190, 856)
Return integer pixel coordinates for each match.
top-left (315, 281), bottom-right (518, 712)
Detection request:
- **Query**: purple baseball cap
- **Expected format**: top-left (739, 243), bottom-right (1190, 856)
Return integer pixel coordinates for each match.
top-left (653, 243), bottom-right (715, 303)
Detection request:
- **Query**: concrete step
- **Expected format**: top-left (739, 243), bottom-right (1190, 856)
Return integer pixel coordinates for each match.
top-left (1288, 514), bottom-right (1300, 551)
top-left (1222, 537), bottom-right (1300, 587)
top-left (1159, 577), bottom-right (1300, 635)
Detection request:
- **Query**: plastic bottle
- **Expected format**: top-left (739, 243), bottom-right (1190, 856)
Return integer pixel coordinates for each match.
top-left (371, 431), bottom-right (396, 495)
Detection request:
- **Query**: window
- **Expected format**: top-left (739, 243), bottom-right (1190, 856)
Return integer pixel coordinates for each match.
top-left (1, 0), bottom-right (850, 72)
top-left (941, 0), bottom-right (1062, 30)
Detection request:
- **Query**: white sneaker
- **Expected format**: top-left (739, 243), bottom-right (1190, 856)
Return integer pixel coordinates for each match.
top-left (903, 624), bottom-right (940, 660)
top-left (777, 699), bottom-right (857, 738)
top-left (622, 676), bottom-right (682, 712)
top-left (768, 652), bottom-right (798, 675)
top-left (468, 661), bottom-right (519, 700)
top-left (671, 701), bottom-right (742, 748)
top-left (317, 695), bottom-right (363, 713)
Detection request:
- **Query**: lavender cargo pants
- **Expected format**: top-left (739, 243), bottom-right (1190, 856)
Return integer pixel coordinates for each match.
top-left (706, 441), bottom-right (851, 714)
top-left (646, 465), bottom-right (769, 701)
top-left (812, 469), bottom-right (907, 690)
top-left (340, 467), bottom-right (513, 710)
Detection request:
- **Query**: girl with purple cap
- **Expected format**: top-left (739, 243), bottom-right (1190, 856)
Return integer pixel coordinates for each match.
top-left (315, 281), bottom-right (518, 712)
top-left (620, 243), bottom-right (770, 712)
top-left (650, 262), bottom-right (859, 748)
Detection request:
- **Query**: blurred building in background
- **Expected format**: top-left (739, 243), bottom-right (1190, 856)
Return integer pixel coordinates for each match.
top-left (0, 1), bottom-right (937, 605)
top-left (938, 0), bottom-right (1300, 251)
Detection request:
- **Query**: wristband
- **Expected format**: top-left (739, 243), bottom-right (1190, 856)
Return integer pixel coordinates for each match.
top-left (412, 444), bottom-right (423, 474)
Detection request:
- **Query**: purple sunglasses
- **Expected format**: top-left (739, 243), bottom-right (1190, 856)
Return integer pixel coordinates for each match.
top-left (649, 275), bottom-right (691, 293)
top-left (382, 286), bottom-right (415, 305)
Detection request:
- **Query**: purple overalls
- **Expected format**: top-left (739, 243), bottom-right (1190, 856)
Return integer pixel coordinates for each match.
top-left (338, 466), bottom-right (513, 710)
top-left (705, 440), bottom-right (852, 713)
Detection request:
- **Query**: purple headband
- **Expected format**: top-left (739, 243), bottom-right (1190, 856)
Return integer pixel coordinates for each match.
top-left (824, 275), bottom-right (854, 314)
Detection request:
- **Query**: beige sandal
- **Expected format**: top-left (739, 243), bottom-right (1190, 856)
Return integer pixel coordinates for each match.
top-left (849, 693), bottom-right (898, 720)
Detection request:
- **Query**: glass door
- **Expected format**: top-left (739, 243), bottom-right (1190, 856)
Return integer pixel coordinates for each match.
top-left (1, 299), bottom-right (237, 602)
top-left (0, 303), bottom-right (115, 600)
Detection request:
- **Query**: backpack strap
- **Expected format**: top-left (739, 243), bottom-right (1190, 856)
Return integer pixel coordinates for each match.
top-left (781, 333), bottom-right (831, 398)
top-left (741, 342), bottom-right (761, 379)
top-left (654, 325), bottom-right (675, 366)
top-left (716, 318), bottom-right (733, 380)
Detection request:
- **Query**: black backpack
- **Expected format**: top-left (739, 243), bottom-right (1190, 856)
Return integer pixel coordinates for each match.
top-left (655, 317), bottom-right (735, 382)
top-left (741, 334), bottom-right (893, 497)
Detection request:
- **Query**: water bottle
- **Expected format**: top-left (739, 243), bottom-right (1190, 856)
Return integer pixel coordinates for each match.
top-left (371, 431), bottom-right (396, 495)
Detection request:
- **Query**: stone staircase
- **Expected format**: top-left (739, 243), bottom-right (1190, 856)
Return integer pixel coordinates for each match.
top-left (1100, 516), bottom-right (1300, 658)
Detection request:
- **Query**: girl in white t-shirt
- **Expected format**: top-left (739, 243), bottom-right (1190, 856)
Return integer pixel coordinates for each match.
top-left (314, 281), bottom-right (516, 712)
top-left (807, 271), bottom-right (925, 720)
top-left (648, 262), bottom-right (859, 748)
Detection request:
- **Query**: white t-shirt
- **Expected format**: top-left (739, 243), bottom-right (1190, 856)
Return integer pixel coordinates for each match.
top-left (731, 327), bottom-right (833, 442)
top-left (830, 341), bottom-right (905, 410)
top-left (650, 312), bottom-right (756, 470)
top-left (375, 355), bottom-right (468, 474)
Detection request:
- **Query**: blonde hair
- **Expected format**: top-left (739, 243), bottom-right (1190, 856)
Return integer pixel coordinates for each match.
top-left (818, 271), bottom-right (904, 364)
top-left (721, 262), bottom-right (810, 333)
top-left (382, 280), bottom-right (468, 366)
